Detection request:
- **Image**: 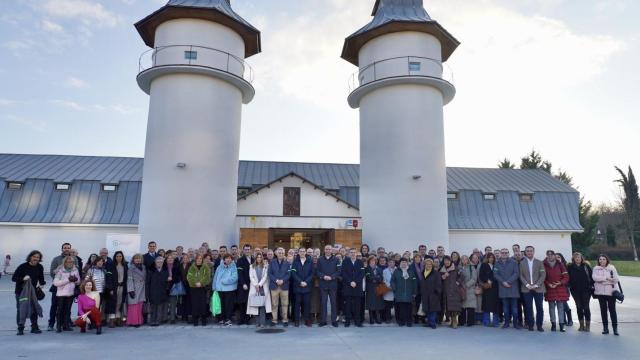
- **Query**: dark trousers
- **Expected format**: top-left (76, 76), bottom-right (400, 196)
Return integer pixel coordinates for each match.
top-left (16, 294), bottom-right (38, 327)
top-left (190, 287), bottom-right (208, 318)
top-left (345, 296), bottom-right (362, 324)
top-left (56, 296), bottom-right (73, 329)
top-left (48, 286), bottom-right (58, 327)
top-left (383, 300), bottom-right (394, 323)
top-left (502, 297), bottom-right (518, 325)
top-left (295, 292), bottom-right (311, 322)
top-left (597, 295), bottom-right (617, 325)
top-left (572, 290), bottom-right (591, 322)
top-left (396, 302), bottom-right (412, 325)
top-left (236, 301), bottom-right (249, 324)
top-left (523, 291), bottom-right (544, 328)
top-left (319, 288), bottom-right (337, 324)
top-left (219, 291), bottom-right (235, 322)
top-left (464, 308), bottom-right (475, 326)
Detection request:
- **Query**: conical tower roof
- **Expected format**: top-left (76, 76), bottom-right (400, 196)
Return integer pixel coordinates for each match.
top-left (136, 0), bottom-right (261, 57)
top-left (342, 0), bottom-right (459, 65)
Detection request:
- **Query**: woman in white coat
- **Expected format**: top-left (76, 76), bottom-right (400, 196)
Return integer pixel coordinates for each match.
top-left (247, 253), bottom-right (272, 328)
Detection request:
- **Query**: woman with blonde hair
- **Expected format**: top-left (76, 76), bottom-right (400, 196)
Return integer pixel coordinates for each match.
top-left (53, 256), bottom-right (80, 333)
top-left (567, 252), bottom-right (593, 332)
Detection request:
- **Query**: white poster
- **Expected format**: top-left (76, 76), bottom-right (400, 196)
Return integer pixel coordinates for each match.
top-left (106, 234), bottom-right (142, 258)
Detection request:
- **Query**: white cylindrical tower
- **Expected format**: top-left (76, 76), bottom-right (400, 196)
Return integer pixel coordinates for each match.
top-left (135, 0), bottom-right (261, 249)
top-left (342, 0), bottom-right (459, 252)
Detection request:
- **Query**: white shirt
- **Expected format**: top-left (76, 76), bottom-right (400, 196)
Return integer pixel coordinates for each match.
top-left (526, 258), bottom-right (535, 285)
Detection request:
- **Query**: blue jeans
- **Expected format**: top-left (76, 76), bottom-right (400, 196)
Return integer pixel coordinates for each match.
top-left (502, 298), bottom-right (518, 325)
top-left (426, 311), bottom-right (437, 326)
top-left (482, 312), bottom-right (500, 326)
top-left (523, 291), bottom-right (544, 328)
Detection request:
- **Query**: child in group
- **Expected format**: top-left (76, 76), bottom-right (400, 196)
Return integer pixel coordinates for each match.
top-left (3, 254), bottom-right (10, 275)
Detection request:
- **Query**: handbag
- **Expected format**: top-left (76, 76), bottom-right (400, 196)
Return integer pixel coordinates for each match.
top-left (35, 286), bottom-right (46, 301)
top-left (612, 280), bottom-right (624, 303)
top-left (170, 282), bottom-right (186, 296)
top-left (249, 295), bottom-right (266, 307)
top-left (481, 281), bottom-right (492, 290)
top-left (375, 282), bottom-right (391, 297)
top-left (211, 291), bottom-right (222, 316)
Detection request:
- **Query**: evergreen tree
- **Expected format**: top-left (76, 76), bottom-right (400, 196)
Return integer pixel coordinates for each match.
top-left (497, 158), bottom-right (516, 169)
top-left (571, 197), bottom-right (600, 255)
top-left (606, 224), bottom-right (617, 247)
top-left (520, 150), bottom-right (552, 173)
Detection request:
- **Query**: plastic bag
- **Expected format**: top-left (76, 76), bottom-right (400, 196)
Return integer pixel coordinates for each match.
top-left (211, 291), bottom-right (221, 316)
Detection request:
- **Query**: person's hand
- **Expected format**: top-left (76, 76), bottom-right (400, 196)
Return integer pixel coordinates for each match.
top-left (350, 281), bottom-right (356, 288)
top-left (255, 285), bottom-right (261, 293)
top-left (243, 284), bottom-right (248, 290)
top-left (301, 281), bottom-right (307, 287)
top-left (128, 291), bottom-right (135, 299)
top-left (502, 282), bottom-right (510, 288)
top-left (23, 275), bottom-right (30, 281)
top-left (110, 290), bottom-right (114, 296)
top-left (196, 282), bottom-right (201, 288)
top-left (323, 276), bottom-right (331, 281)
top-left (168, 277), bottom-right (172, 282)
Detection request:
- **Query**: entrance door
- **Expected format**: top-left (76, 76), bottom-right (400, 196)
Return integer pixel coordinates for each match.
top-left (269, 228), bottom-right (334, 251)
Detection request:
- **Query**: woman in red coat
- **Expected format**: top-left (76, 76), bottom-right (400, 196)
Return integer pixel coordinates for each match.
top-left (543, 250), bottom-right (569, 332)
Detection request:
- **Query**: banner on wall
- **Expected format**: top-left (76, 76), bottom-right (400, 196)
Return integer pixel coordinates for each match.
top-left (106, 234), bottom-right (141, 258)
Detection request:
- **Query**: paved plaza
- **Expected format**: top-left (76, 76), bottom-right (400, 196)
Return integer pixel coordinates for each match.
top-left (1, 275), bottom-right (639, 359)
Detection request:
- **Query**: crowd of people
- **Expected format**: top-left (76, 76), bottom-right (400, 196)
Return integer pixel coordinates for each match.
top-left (11, 241), bottom-right (623, 337)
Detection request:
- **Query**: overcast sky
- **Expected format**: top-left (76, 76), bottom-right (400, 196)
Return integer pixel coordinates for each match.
top-left (0, 0), bottom-right (638, 206)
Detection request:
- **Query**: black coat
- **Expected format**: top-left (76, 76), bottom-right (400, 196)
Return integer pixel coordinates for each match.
top-left (143, 253), bottom-right (158, 270)
top-left (419, 269), bottom-right (442, 312)
top-left (365, 265), bottom-right (385, 310)
top-left (236, 256), bottom-right (253, 302)
top-left (567, 262), bottom-right (593, 296)
top-left (316, 255), bottom-right (341, 290)
top-left (341, 258), bottom-right (365, 297)
top-left (146, 267), bottom-right (170, 305)
top-left (479, 263), bottom-right (500, 312)
top-left (291, 256), bottom-right (314, 294)
top-left (12, 262), bottom-right (45, 295)
top-left (105, 263), bottom-right (127, 315)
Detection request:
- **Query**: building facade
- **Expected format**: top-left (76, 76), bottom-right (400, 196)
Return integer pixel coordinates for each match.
top-left (0, 154), bottom-right (581, 270)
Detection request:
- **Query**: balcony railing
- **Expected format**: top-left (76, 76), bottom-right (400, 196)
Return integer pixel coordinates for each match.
top-left (138, 45), bottom-right (254, 84)
top-left (349, 56), bottom-right (453, 93)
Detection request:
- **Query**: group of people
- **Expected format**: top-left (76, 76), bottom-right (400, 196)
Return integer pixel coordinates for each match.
top-left (11, 241), bottom-right (623, 337)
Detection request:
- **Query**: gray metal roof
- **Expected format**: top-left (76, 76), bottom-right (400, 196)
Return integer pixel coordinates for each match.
top-left (349, 0), bottom-right (433, 40)
top-left (0, 154), bottom-right (581, 230)
top-left (165, 0), bottom-right (258, 32)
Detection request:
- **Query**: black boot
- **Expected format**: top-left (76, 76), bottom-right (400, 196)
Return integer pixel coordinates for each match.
top-left (602, 323), bottom-right (609, 335)
top-left (202, 317), bottom-right (208, 326)
top-left (560, 323), bottom-right (565, 332)
top-left (613, 323), bottom-right (619, 336)
top-left (551, 322), bottom-right (557, 332)
top-left (17, 326), bottom-right (24, 336)
top-left (31, 325), bottom-right (42, 334)
top-left (566, 309), bottom-right (573, 326)
top-left (96, 326), bottom-right (102, 335)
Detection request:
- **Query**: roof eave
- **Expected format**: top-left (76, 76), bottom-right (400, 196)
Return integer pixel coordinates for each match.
top-left (341, 20), bottom-right (460, 66)
top-left (135, 5), bottom-right (261, 58)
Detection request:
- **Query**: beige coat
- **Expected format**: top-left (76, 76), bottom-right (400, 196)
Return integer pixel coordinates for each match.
top-left (519, 257), bottom-right (546, 293)
top-left (247, 264), bottom-right (272, 315)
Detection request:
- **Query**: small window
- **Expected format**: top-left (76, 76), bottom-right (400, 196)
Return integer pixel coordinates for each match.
top-left (102, 184), bottom-right (117, 192)
top-left (55, 183), bottom-right (70, 191)
top-left (6, 182), bottom-right (23, 190)
top-left (483, 193), bottom-right (496, 200)
top-left (447, 192), bottom-right (458, 200)
top-left (409, 62), bottom-right (421, 71)
top-left (184, 51), bottom-right (198, 60)
top-left (237, 187), bottom-right (251, 197)
top-left (520, 193), bottom-right (534, 201)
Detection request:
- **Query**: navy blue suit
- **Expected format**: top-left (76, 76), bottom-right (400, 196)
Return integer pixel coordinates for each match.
top-left (292, 256), bottom-right (314, 322)
top-left (341, 258), bottom-right (365, 325)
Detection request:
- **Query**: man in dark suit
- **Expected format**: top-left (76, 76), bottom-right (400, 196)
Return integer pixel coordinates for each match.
top-left (341, 248), bottom-right (365, 327)
top-left (316, 245), bottom-right (341, 327)
top-left (291, 248), bottom-right (314, 327)
top-left (143, 241), bottom-right (158, 270)
top-left (235, 244), bottom-right (253, 325)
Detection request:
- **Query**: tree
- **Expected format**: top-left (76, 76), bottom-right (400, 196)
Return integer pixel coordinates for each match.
top-left (614, 166), bottom-right (639, 261)
top-left (555, 170), bottom-right (574, 187)
top-left (571, 197), bottom-right (600, 255)
top-left (498, 158), bottom-right (515, 169)
top-left (606, 224), bottom-right (617, 247)
top-left (520, 149), bottom-right (552, 173)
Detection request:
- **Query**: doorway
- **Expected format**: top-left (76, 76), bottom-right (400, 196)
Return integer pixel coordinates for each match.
top-left (268, 228), bottom-right (334, 251)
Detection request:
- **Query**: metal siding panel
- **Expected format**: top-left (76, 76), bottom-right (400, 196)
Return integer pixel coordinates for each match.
top-left (9, 180), bottom-right (36, 222)
top-left (100, 189), bottom-right (118, 224)
top-left (110, 183), bottom-right (129, 224)
top-left (78, 182), bottom-right (101, 224)
top-left (21, 179), bottom-right (48, 222)
top-left (90, 188), bottom-right (109, 224)
top-left (41, 189), bottom-right (62, 223)
top-left (131, 182), bottom-right (142, 224)
top-left (9, 155), bottom-right (52, 181)
top-left (2, 185), bottom-right (24, 221)
top-left (50, 187), bottom-right (72, 223)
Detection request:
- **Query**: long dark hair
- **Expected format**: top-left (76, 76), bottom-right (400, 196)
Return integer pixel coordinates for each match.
top-left (25, 250), bottom-right (43, 263)
top-left (113, 251), bottom-right (127, 266)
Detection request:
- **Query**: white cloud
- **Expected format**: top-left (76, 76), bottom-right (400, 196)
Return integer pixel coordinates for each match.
top-left (0, 99), bottom-right (18, 106)
top-left (41, 0), bottom-right (120, 27)
top-left (3, 114), bottom-right (46, 132)
top-left (41, 19), bottom-right (64, 33)
top-left (4, 40), bottom-right (33, 50)
top-left (65, 77), bottom-right (88, 88)
top-left (50, 99), bottom-right (85, 111)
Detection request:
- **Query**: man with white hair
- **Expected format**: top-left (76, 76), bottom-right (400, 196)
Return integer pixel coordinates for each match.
top-left (268, 248), bottom-right (291, 327)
